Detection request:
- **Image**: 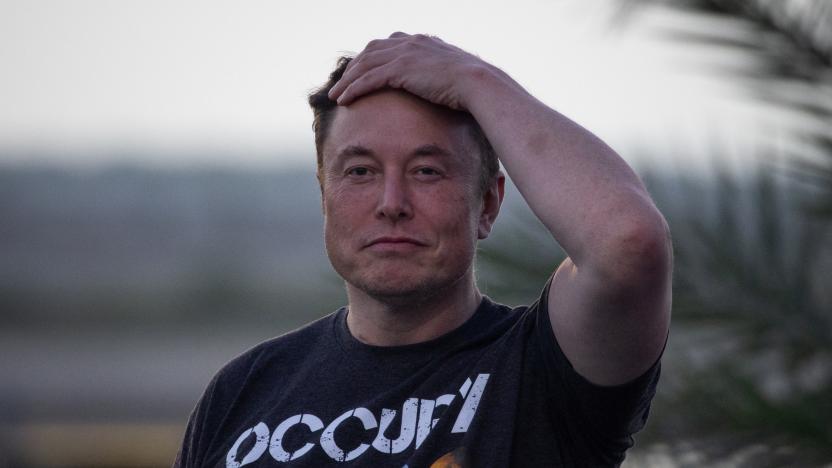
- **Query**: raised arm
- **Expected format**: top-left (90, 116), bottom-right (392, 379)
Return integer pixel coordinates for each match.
top-left (329, 33), bottom-right (672, 386)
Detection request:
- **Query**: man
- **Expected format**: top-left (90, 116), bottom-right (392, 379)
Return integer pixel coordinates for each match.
top-left (174, 33), bottom-right (672, 467)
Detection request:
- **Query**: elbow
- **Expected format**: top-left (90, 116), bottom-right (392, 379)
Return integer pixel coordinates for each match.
top-left (597, 209), bottom-right (673, 288)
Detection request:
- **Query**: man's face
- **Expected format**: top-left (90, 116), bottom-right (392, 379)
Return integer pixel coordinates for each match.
top-left (320, 90), bottom-right (498, 302)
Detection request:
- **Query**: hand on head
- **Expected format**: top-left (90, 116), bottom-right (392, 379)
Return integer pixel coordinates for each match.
top-left (328, 32), bottom-right (487, 111)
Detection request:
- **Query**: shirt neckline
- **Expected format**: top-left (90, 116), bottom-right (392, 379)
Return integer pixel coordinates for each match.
top-left (333, 296), bottom-right (500, 359)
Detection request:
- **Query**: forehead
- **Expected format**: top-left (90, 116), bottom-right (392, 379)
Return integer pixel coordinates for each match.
top-left (323, 90), bottom-right (473, 163)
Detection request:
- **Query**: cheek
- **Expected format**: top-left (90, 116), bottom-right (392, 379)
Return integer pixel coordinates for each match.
top-left (323, 195), bottom-right (357, 248)
top-left (324, 184), bottom-right (363, 218)
top-left (324, 207), bottom-right (357, 244)
top-left (433, 193), bottom-right (481, 241)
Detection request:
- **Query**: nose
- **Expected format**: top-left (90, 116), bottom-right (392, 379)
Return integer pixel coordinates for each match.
top-left (376, 173), bottom-right (413, 221)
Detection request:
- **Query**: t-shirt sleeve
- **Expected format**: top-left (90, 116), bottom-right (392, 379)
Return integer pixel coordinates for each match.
top-left (172, 372), bottom-right (222, 468)
top-left (531, 275), bottom-right (664, 454)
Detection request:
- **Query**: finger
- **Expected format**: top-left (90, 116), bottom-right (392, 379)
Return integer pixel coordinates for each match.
top-left (328, 37), bottom-right (408, 100)
top-left (329, 45), bottom-right (407, 100)
top-left (362, 36), bottom-right (407, 54)
top-left (336, 62), bottom-right (402, 105)
top-left (329, 31), bottom-right (427, 99)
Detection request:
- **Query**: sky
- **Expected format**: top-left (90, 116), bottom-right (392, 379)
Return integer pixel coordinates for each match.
top-left (0, 0), bottom-right (788, 171)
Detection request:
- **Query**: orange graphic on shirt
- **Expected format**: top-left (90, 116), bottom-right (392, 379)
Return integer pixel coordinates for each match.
top-left (430, 447), bottom-right (468, 468)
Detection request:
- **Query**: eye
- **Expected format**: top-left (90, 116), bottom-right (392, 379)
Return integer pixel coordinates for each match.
top-left (346, 166), bottom-right (371, 177)
top-left (416, 167), bottom-right (439, 176)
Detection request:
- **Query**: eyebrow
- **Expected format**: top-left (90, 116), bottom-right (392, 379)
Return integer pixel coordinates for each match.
top-left (335, 143), bottom-right (454, 160)
top-left (412, 144), bottom-right (454, 158)
top-left (336, 145), bottom-right (375, 159)
top-left (335, 143), bottom-right (453, 167)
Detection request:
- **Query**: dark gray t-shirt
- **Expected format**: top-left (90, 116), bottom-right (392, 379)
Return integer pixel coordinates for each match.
top-left (174, 282), bottom-right (660, 467)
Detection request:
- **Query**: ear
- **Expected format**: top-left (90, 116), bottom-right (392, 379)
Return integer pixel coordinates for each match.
top-left (477, 171), bottom-right (505, 240)
top-left (317, 170), bottom-right (326, 215)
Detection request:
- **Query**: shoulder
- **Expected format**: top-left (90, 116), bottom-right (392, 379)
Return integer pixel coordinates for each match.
top-left (174, 311), bottom-right (345, 467)
top-left (212, 309), bottom-right (344, 387)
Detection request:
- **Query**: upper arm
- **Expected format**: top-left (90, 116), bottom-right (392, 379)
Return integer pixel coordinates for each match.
top-left (547, 216), bottom-right (672, 386)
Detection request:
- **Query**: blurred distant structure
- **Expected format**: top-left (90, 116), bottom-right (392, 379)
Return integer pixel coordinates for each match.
top-left (0, 167), bottom-right (345, 467)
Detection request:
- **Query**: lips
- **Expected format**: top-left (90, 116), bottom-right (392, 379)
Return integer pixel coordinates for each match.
top-left (365, 236), bottom-right (426, 248)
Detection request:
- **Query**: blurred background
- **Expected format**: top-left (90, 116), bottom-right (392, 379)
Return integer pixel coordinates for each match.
top-left (1, 0), bottom-right (830, 466)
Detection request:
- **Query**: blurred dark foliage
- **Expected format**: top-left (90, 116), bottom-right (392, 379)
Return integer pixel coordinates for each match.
top-left (480, 0), bottom-right (832, 466)
top-left (620, 0), bottom-right (832, 212)
top-left (628, 0), bottom-right (832, 465)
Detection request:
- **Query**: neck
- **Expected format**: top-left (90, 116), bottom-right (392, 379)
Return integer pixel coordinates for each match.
top-left (345, 272), bottom-right (482, 347)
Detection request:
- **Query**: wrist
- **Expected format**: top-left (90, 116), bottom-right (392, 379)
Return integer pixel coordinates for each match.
top-left (458, 62), bottom-right (524, 115)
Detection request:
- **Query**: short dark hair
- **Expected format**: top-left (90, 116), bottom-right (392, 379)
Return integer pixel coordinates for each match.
top-left (307, 56), bottom-right (499, 194)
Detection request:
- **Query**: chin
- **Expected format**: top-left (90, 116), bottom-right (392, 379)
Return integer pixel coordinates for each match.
top-left (327, 247), bottom-right (476, 306)
top-left (347, 268), bottom-right (469, 307)
top-left (354, 276), bottom-right (438, 303)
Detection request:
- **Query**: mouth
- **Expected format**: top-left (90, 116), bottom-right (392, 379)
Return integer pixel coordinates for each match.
top-left (365, 236), bottom-right (427, 249)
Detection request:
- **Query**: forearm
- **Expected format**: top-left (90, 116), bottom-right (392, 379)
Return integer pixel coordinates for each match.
top-left (462, 64), bottom-right (668, 273)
